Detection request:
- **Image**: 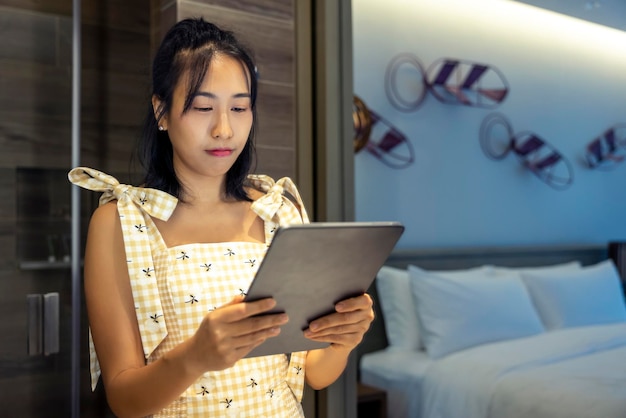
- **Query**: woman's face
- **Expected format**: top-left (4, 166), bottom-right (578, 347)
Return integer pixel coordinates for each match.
top-left (159, 54), bottom-right (254, 183)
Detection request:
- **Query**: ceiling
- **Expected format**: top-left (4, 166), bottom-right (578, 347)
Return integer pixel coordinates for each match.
top-left (510, 0), bottom-right (626, 31)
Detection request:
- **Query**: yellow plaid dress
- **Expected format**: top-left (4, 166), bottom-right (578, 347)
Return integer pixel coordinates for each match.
top-left (69, 167), bottom-right (309, 417)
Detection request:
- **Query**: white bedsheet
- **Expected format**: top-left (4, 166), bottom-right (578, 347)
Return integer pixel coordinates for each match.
top-left (421, 323), bottom-right (626, 418)
top-left (360, 348), bottom-right (432, 418)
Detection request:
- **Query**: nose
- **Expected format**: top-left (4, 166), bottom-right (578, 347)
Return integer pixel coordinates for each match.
top-left (212, 111), bottom-right (233, 139)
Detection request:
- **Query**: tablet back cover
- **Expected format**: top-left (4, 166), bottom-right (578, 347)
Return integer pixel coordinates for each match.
top-left (244, 221), bottom-right (404, 357)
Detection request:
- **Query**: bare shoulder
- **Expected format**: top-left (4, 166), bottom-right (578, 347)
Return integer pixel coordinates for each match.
top-left (88, 200), bottom-right (119, 229)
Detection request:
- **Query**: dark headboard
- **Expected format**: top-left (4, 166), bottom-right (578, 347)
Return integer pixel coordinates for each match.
top-left (357, 243), bottom-right (610, 370)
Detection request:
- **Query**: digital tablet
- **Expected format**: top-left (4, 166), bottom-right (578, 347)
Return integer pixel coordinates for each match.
top-left (243, 221), bottom-right (404, 357)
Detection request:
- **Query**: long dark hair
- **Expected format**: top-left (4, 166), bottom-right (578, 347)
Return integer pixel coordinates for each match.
top-left (138, 18), bottom-right (258, 201)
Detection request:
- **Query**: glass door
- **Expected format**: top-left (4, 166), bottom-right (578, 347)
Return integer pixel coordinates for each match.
top-left (0, 1), bottom-right (93, 413)
top-left (0, 168), bottom-right (111, 417)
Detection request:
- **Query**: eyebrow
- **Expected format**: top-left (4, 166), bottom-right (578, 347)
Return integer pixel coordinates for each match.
top-left (193, 92), bottom-right (251, 99)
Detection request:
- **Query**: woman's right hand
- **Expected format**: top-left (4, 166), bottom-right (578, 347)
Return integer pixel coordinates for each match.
top-left (189, 296), bottom-right (288, 371)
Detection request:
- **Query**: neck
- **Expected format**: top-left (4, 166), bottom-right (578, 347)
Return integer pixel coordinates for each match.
top-left (177, 174), bottom-right (229, 207)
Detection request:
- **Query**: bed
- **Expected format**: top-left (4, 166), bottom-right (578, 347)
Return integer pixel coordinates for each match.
top-left (357, 244), bottom-right (626, 418)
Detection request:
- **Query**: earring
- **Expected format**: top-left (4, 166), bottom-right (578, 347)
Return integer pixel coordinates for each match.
top-left (158, 125), bottom-right (165, 131)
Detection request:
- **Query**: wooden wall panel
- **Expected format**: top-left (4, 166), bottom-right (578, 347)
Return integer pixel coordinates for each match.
top-left (186, 0), bottom-right (294, 20)
top-left (178, 3), bottom-right (294, 85)
top-left (0, 0), bottom-right (71, 18)
top-left (0, 114), bottom-right (72, 168)
top-left (78, 0), bottom-right (151, 32)
top-left (256, 83), bottom-right (295, 149)
top-left (160, 0), bottom-right (298, 182)
top-left (0, 57), bottom-right (72, 168)
top-left (0, 4), bottom-right (151, 171)
top-left (256, 147), bottom-right (296, 181)
top-left (0, 60), bottom-right (71, 121)
top-left (0, 8), bottom-right (59, 65)
top-left (0, 0), bottom-right (150, 32)
top-left (80, 23), bottom-right (151, 74)
top-left (80, 70), bottom-right (149, 127)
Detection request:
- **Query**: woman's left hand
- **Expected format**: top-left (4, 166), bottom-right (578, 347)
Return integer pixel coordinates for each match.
top-left (303, 293), bottom-right (374, 352)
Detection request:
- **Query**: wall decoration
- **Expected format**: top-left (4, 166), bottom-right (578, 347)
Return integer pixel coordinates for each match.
top-left (585, 124), bottom-right (626, 169)
top-left (479, 113), bottom-right (574, 190)
top-left (353, 95), bottom-right (415, 169)
top-left (353, 95), bottom-right (372, 152)
top-left (384, 53), bottom-right (428, 112)
top-left (427, 58), bottom-right (509, 108)
top-left (385, 53), bottom-right (509, 112)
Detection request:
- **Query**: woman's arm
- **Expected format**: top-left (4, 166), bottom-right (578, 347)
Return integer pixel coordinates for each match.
top-left (84, 202), bottom-right (287, 417)
top-left (85, 202), bottom-right (203, 416)
top-left (303, 294), bottom-right (374, 389)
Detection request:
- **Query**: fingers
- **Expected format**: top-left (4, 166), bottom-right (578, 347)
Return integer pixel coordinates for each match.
top-left (234, 312), bottom-right (288, 338)
top-left (304, 316), bottom-right (371, 339)
top-left (194, 297), bottom-right (289, 370)
top-left (211, 297), bottom-right (289, 339)
top-left (307, 293), bottom-right (373, 331)
top-left (304, 330), bottom-right (364, 348)
top-left (231, 323), bottom-right (282, 351)
top-left (303, 293), bottom-right (374, 349)
top-left (334, 293), bottom-right (373, 313)
top-left (219, 296), bottom-right (279, 323)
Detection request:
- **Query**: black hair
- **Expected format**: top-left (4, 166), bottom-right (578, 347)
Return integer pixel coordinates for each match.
top-left (137, 18), bottom-right (258, 201)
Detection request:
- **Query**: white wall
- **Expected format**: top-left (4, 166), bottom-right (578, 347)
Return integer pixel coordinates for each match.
top-left (353, 0), bottom-right (626, 249)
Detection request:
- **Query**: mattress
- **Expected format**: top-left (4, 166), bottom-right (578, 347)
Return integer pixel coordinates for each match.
top-left (359, 324), bottom-right (626, 418)
top-left (420, 323), bottom-right (626, 418)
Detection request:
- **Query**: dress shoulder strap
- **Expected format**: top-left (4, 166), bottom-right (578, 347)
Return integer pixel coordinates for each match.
top-left (248, 175), bottom-right (310, 245)
top-left (68, 167), bottom-right (178, 389)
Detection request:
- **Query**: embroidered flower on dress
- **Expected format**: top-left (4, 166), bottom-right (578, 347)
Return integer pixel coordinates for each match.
top-left (185, 294), bottom-right (199, 304)
top-left (245, 368), bottom-right (262, 390)
top-left (179, 284), bottom-right (207, 308)
top-left (194, 375), bottom-right (216, 397)
top-left (145, 314), bottom-right (163, 333)
top-left (176, 251), bottom-right (190, 260)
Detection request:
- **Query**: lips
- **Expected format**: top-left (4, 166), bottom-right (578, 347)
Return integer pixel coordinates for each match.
top-left (207, 148), bottom-right (233, 157)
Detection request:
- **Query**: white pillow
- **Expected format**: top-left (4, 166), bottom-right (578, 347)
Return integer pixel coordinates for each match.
top-left (521, 259), bottom-right (626, 330)
top-left (376, 265), bottom-right (490, 350)
top-left (409, 265), bottom-right (544, 359)
top-left (375, 266), bottom-right (419, 350)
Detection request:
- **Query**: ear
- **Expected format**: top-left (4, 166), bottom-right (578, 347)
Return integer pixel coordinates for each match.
top-left (152, 95), bottom-right (167, 130)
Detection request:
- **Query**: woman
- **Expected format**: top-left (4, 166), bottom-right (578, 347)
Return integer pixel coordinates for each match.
top-left (69, 18), bottom-right (374, 417)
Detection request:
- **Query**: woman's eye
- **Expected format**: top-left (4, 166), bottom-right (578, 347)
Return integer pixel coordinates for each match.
top-left (232, 107), bottom-right (248, 113)
top-left (194, 107), bottom-right (212, 112)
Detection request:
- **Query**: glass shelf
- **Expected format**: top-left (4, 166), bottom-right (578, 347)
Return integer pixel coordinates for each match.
top-left (18, 259), bottom-right (84, 270)
top-left (19, 260), bottom-right (72, 270)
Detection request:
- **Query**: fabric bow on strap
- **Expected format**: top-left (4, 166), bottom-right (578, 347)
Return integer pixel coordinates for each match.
top-left (249, 175), bottom-right (310, 225)
top-left (69, 167), bottom-right (177, 221)
top-left (68, 167), bottom-right (178, 387)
